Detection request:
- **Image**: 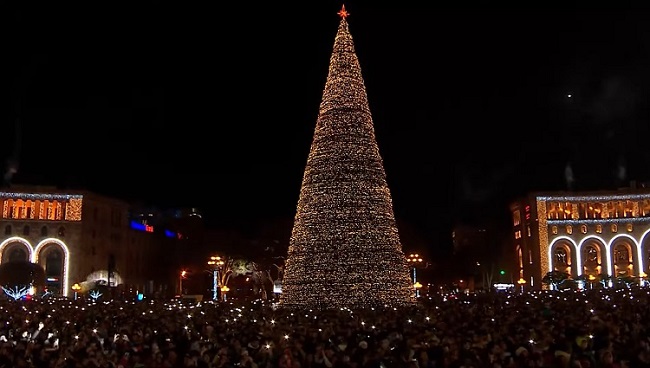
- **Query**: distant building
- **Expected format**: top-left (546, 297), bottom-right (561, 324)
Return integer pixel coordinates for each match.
top-left (128, 205), bottom-right (206, 293)
top-left (510, 184), bottom-right (650, 289)
top-left (452, 224), bottom-right (513, 289)
top-left (0, 185), bottom-right (184, 297)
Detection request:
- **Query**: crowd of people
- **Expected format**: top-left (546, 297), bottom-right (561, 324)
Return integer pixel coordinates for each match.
top-left (0, 287), bottom-right (647, 368)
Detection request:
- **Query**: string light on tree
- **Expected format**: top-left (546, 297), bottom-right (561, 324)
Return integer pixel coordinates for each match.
top-left (280, 5), bottom-right (414, 310)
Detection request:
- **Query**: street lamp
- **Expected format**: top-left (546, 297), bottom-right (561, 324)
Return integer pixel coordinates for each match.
top-left (517, 278), bottom-right (526, 293)
top-left (179, 270), bottom-right (187, 296)
top-left (71, 283), bottom-right (81, 300)
top-left (207, 256), bottom-right (225, 301)
top-left (413, 281), bottom-right (422, 296)
top-left (407, 253), bottom-right (424, 297)
top-left (220, 285), bottom-right (230, 302)
top-left (588, 274), bottom-right (596, 289)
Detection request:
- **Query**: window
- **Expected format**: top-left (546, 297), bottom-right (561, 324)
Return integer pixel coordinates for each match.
top-left (596, 224), bottom-right (602, 234)
top-left (581, 225), bottom-right (587, 234)
top-left (611, 224), bottom-right (618, 233)
top-left (627, 223), bottom-right (633, 232)
top-left (26, 201), bottom-right (34, 219)
top-left (41, 226), bottom-right (48, 237)
top-left (58, 227), bottom-right (65, 237)
top-left (513, 210), bottom-right (521, 226)
top-left (551, 226), bottom-right (558, 235)
top-left (22, 226), bottom-right (30, 236)
top-left (4, 226), bottom-right (11, 235)
top-left (566, 225), bottom-right (573, 235)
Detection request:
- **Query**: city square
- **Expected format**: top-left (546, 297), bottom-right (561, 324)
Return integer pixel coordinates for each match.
top-left (5, 3), bottom-right (650, 368)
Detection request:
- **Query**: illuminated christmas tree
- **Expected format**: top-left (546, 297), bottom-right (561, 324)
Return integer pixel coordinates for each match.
top-left (280, 5), bottom-right (415, 309)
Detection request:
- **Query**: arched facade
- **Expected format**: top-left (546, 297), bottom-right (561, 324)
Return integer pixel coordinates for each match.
top-left (0, 236), bottom-right (34, 264)
top-left (545, 233), bottom-right (648, 282)
top-left (548, 237), bottom-right (578, 277)
top-left (511, 192), bottom-right (650, 289)
top-left (579, 237), bottom-right (606, 277)
top-left (34, 238), bottom-right (70, 297)
top-left (610, 236), bottom-right (637, 277)
top-left (0, 236), bottom-right (70, 296)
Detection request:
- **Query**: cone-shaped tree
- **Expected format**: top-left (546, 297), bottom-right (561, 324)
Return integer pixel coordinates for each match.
top-left (280, 5), bottom-right (415, 309)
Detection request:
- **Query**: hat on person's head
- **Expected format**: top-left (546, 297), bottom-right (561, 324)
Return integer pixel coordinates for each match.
top-left (515, 347), bottom-right (528, 357)
top-left (358, 341), bottom-right (368, 349)
top-left (248, 340), bottom-right (260, 350)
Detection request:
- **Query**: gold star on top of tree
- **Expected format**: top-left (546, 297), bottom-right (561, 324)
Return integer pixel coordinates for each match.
top-left (338, 4), bottom-right (349, 19)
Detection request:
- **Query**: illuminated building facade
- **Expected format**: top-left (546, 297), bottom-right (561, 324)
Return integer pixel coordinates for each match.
top-left (511, 187), bottom-right (650, 289)
top-left (0, 186), bottom-right (183, 297)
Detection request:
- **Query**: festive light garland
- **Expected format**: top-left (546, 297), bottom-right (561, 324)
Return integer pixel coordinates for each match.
top-left (0, 192), bottom-right (82, 201)
top-left (1, 194), bottom-right (83, 221)
top-left (280, 8), bottom-right (414, 310)
top-left (534, 193), bottom-right (650, 286)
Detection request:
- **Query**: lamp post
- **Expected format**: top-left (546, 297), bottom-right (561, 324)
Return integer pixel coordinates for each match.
top-left (179, 270), bottom-right (187, 296)
top-left (413, 281), bottom-right (422, 297)
top-left (220, 285), bottom-right (230, 302)
top-left (207, 256), bottom-right (225, 301)
top-left (517, 278), bottom-right (526, 293)
top-left (588, 274), bottom-right (596, 289)
top-left (71, 283), bottom-right (81, 300)
top-left (407, 253), bottom-right (424, 297)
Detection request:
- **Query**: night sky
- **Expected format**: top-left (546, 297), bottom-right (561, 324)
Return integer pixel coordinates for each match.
top-left (6, 2), bottom-right (650, 250)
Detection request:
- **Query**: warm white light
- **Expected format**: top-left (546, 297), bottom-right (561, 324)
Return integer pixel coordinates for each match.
top-left (33, 238), bottom-right (71, 297)
top-left (280, 6), bottom-right (413, 310)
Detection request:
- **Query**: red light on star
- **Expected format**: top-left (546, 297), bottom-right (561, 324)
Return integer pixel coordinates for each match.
top-left (338, 4), bottom-right (349, 19)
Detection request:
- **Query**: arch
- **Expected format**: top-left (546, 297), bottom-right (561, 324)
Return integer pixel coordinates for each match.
top-left (609, 234), bottom-right (641, 277)
top-left (578, 237), bottom-right (606, 277)
top-left (637, 228), bottom-right (650, 274)
top-left (609, 234), bottom-right (639, 277)
top-left (0, 237), bottom-right (33, 264)
top-left (577, 235), bottom-right (612, 276)
top-left (33, 238), bottom-right (70, 297)
top-left (548, 236), bottom-right (578, 277)
top-left (44, 249), bottom-right (63, 276)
